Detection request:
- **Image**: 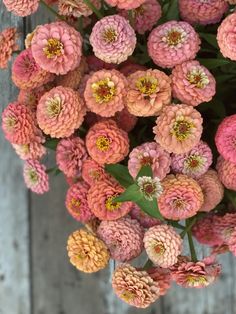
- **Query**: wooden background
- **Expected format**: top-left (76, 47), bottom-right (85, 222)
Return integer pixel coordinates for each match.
top-left (0, 2), bottom-right (236, 313)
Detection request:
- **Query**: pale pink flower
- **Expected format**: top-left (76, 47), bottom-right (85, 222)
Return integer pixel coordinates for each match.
top-left (0, 27), bottom-right (19, 69)
top-left (3, 0), bottom-right (39, 16)
top-left (216, 156), bottom-right (236, 191)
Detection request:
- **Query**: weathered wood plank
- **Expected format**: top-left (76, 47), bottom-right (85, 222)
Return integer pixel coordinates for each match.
top-left (0, 4), bottom-right (31, 314)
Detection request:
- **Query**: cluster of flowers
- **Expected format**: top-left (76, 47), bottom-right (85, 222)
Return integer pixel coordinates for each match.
top-left (1, 0), bottom-right (236, 309)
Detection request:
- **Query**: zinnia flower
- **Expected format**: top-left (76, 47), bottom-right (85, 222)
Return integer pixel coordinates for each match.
top-left (58, 0), bottom-right (101, 17)
top-left (147, 267), bottom-right (171, 296)
top-left (67, 229), bottom-right (110, 273)
top-left (17, 87), bottom-right (46, 113)
top-left (130, 204), bottom-right (162, 228)
top-left (216, 156), bottom-right (236, 191)
top-left (12, 141), bottom-right (46, 160)
top-left (215, 114), bottom-right (236, 164)
top-left (144, 225), bottom-right (183, 268)
top-left (84, 69), bottom-right (127, 117)
top-left (3, 0), bottom-right (39, 16)
top-left (228, 228), bottom-right (236, 256)
top-left (12, 48), bottom-right (54, 90)
top-left (23, 159), bottom-right (49, 194)
top-left (2, 102), bottom-right (38, 145)
top-left (114, 108), bottom-right (138, 132)
top-left (90, 15), bottom-right (136, 64)
top-left (128, 142), bottom-right (171, 180)
top-left (105, 0), bottom-right (146, 10)
top-left (56, 137), bottom-right (88, 178)
top-left (31, 21), bottom-right (83, 75)
top-left (212, 213), bottom-right (236, 245)
top-left (81, 158), bottom-right (108, 186)
top-left (171, 60), bottom-right (216, 106)
top-left (179, 0), bottom-right (228, 25)
top-left (217, 12), bottom-right (236, 61)
top-left (119, 0), bottom-right (162, 35)
top-left (119, 62), bottom-right (147, 76)
top-left (153, 104), bottom-right (203, 154)
top-left (197, 170), bottom-right (224, 212)
top-left (37, 86), bottom-right (86, 138)
top-left (158, 174), bottom-right (204, 220)
top-left (170, 257), bottom-right (221, 288)
top-left (148, 21), bottom-right (201, 68)
top-left (112, 264), bottom-right (160, 308)
top-left (0, 27), bottom-right (19, 69)
top-left (171, 141), bottom-right (213, 179)
top-left (65, 181), bottom-right (95, 223)
top-left (126, 69), bottom-right (172, 116)
top-left (97, 217), bottom-right (144, 262)
top-left (87, 178), bottom-right (132, 220)
top-left (85, 120), bottom-right (129, 165)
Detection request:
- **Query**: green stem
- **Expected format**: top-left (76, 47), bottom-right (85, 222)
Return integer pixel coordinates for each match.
top-left (77, 17), bottom-right (84, 36)
top-left (82, 0), bottom-right (103, 19)
top-left (169, 221), bottom-right (185, 230)
top-left (40, 0), bottom-right (65, 20)
top-left (128, 10), bottom-right (135, 27)
top-left (180, 217), bottom-right (197, 238)
top-left (143, 259), bottom-right (153, 271)
top-left (186, 220), bottom-right (198, 262)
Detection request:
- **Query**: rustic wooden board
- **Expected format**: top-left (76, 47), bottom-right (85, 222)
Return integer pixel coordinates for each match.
top-left (0, 3), bottom-right (31, 314)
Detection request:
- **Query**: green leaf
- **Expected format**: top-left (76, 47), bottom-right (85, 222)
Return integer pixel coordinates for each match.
top-left (44, 138), bottom-right (59, 150)
top-left (136, 165), bottom-right (153, 180)
top-left (165, 0), bottom-right (179, 21)
top-left (105, 164), bottom-right (134, 188)
top-left (225, 189), bottom-right (236, 207)
top-left (197, 58), bottom-right (230, 70)
top-left (199, 33), bottom-right (218, 49)
top-left (114, 184), bottom-right (142, 202)
top-left (136, 198), bottom-right (164, 220)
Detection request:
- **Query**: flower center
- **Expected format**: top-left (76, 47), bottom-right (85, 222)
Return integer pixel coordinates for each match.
top-left (43, 38), bottom-right (64, 58)
top-left (89, 170), bottom-right (101, 181)
top-left (46, 96), bottom-right (62, 117)
top-left (136, 76), bottom-right (158, 96)
top-left (21, 144), bottom-right (30, 154)
top-left (143, 182), bottom-right (156, 195)
top-left (186, 275), bottom-right (208, 287)
top-left (102, 28), bottom-right (117, 43)
top-left (69, 198), bottom-right (81, 211)
top-left (96, 136), bottom-right (110, 152)
top-left (5, 116), bottom-right (17, 130)
top-left (140, 155), bottom-right (153, 166)
top-left (171, 119), bottom-right (194, 141)
top-left (187, 68), bottom-right (209, 88)
top-left (105, 195), bottom-right (121, 211)
top-left (172, 198), bottom-right (186, 210)
top-left (163, 28), bottom-right (186, 47)
top-left (28, 169), bottom-right (38, 184)
top-left (120, 290), bottom-right (136, 302)
top-left (134, 5), bottom-right (145, 16)
top-left (92, 78), bottom-right (116, 103)
top-left (184, 155), bottom-right (205, 173)
top-left (154, 242), bottom-right (165, 255)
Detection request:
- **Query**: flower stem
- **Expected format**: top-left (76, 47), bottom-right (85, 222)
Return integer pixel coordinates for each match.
top-left (186, 219), bottom-right (198, 262)
top-left (82, 0), bottom-right (103, 19)
top-left (180, 217), bottom-right (197, 238)
top-left (40, 0), bottom-right (65, 20)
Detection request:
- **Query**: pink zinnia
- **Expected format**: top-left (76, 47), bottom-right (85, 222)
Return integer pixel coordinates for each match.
top-left (158, 174), bottom-right (204, 220)
top-left (65, 181), bottom-right (94, 223)
top-left (119, 0), bottom-right (162, 35)
top-left (147, 267), bottom-right (171, 296)
top-left (12, 141), bottom-right (46, 160)
top-left (217, 12), bottom-right (236, 61)
top-left (153, 104), bottom-right (203, 154)
top-left (179, 0), bottom-right (228, 25)
top-left (31, 21), bottom-right (83, 75)
top-left (119, 62), bottom-right (147, 76)
top-left (90, 15), bottom-right (136, 64)
top-left (85, 120), bottom-right (129, 165)
top-left (213, 213), bottom-right (236, 245)
top-left (105, 0), bottom-right (146, 10)
top-left (12, 48), bottom-right (54, 90)
top-left (87, 178), bottom-right (132, 220)
top-left (197, 170), bottom-right (224, 212)
top-left (148, 21), bottom-right (201, 68)
top-left (17, 87), bottom-right (46, 113)
top-left (81, 158), bottom-right (108, 186)
top-left (37, 86), bottom-right (86, 138)
top-left (126, 69), bottom-right (172, 117)
top-left (56, 137), bottom-right (88, 178)
top-left (171, 60), bottom-right (216, 106)
top-left (23, 159), bottom-right (49, 194)
top-left (0, 27), bottom-right (19, 69)
top-left (171, 141), bottom-right (213, 179)
top-left (144, 225), bottom-right (183, 268)
top-left (84, 69), bottom-right (127, 117)
top-left (86, 55), bottom-right (117, 72)
top-left (58, 0), bottom-right (101, 17)
top-left (216, 156), bottom-right (236, 191)
top-left (215, 114), bottom-right (236, 164)
top-left (114, 108), bottom-right (138, 132)
top-left (97, 217), bottom-right (144, 262)
top-left (128, 142), bottom-right (171, 180)
top-left (2, 102), bottom-right (39, 145)
top-left (130, 204), bottom-right (162, 228)
top-left (3, 0), bottom-right (39, 16)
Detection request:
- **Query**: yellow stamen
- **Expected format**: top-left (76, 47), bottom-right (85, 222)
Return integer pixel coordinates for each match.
top-left (102, 28), bottom-right (117, 43)
top-left (162, 28), bottom-right (186, 47)
top-left (187, 275), bottom-right (207, 287)
top-left (28, 169), bottom-right (38, 183)
top-left (171, 119), bottom-right (194, 141)
top-left (187, 69), bottom-right (210, 89)
top-left (5, 116), bottom-right (17, 130)
top-left (43, 38), bottom-right (63, 58)
top-left (96, 136), bottom-right (110, 152)
top-left (70, 198), bottom-right (81, 210)
top-left (154, 242), bottom-right (165, 255)
top-left (105, 195), bottom-right (121, 211)
top-left (120, 290), bottom-right (136, 302)
top-left (46, 96), bottom-right (62, 117)
top-left (136, 76), bottom-right (158, 96)
top-left (92, 78), bottom-right (116, 103)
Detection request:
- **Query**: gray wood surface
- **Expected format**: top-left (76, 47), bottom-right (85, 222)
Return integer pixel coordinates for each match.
top-left (1, 3), bottom-right (236, 314)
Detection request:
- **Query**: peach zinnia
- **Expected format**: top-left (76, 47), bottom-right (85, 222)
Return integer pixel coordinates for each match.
top-left (0, 27), bottom-right (19, 69)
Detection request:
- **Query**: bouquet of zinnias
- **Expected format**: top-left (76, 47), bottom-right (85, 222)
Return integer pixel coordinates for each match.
top-left (2, 0), bottom-right (236, 308)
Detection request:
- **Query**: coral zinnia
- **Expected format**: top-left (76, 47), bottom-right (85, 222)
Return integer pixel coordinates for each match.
top-left (81, 158), bottom-right (108, 186)
top-left (153, 104), bottom-right (203, 154)
top-left (0, 27), bottom-right (19, 69)
top-left (31, 21), bottom-right (83, 75)
top-left (90, 15), bottom-right (136, 64)
top-left (216, 156), bottom-right (236, 191)
top-left (3, 0), bottom-right (39, 16)
top-left (126, 69), bottom-right (171, 116)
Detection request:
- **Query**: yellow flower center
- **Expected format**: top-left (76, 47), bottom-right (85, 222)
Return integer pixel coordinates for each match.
top-left (102, 28), bottom-right (117, 43)
top-left (46, 96), bottom-right (62, 117)
top-left (28, 169), bottom-right (38, 183)
top-left (136, 76), bottom-right (158, 96)
top-left (21, 144), bottom-right (30, 154)
top-left (187, 69), bottom-right (209, 89)
top-left (5, 116), bottom-right (17, 130)
top-left (69, 198), bottom-right (81, 211)
top-left (163, 28), bottom-right (186, 47)
top-left (120, 290), bottom-right (136, 302)
top-left (89, 170), bottom-right (101, 181)
top-left (96, 136), bottom-right (110, 152)
top-left (171, 119), bottom-right (194, 141)
top-left (154, 242), bottom-right (165, 255)
top-left (172, 198), bottom-right (186, 210)
top-left (186, 275), bottom-right (208, 287)
top-left (184, 155), bottom-right (204, 171)
top-left (43, 38), bottom-right (64, 58)
top-left (105, 195), bottom-right (121, 211)
top-left (92, 78), bottom-right (116, 103)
